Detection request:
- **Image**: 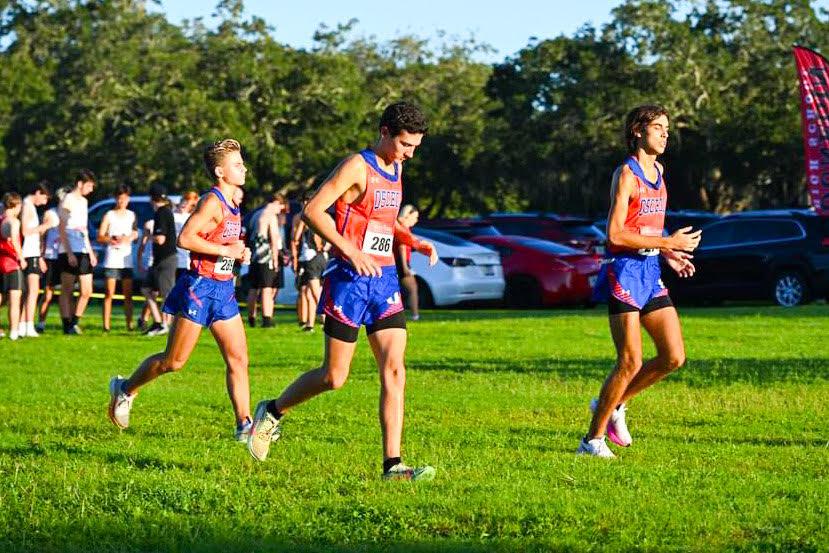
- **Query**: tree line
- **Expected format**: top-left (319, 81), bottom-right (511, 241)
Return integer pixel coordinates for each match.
top-left (0, 0), bottom-right (827, 217)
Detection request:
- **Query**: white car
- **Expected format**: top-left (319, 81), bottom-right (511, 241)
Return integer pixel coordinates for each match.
top-left (409, 227), bottom-right (505, 306)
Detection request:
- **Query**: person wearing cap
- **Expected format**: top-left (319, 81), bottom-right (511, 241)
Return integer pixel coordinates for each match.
top-left (141, 184), bottom-right (177, 336)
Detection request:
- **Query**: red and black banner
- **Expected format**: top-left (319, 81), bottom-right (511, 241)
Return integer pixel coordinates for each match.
top-left (794, 45), bottom-right (829, 215)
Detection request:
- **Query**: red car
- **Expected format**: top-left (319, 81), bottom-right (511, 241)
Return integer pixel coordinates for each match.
top-left (471, 235), bottom-right (601, 307)
top-left (481, 213), bottom-right (607, 254)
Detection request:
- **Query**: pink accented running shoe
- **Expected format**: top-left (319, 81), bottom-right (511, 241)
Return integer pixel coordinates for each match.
top-left (590, 398), bottom-right (632, 447)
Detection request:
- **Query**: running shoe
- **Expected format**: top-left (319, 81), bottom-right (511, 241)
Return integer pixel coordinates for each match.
top-left (234, 417), bottom-right (252, 443)
top-left (577, 436), bottom-right (616, 458)
top-left (34, 322), bottom-right (45, 334)
top-left (382, 463), bottom-right (436, 481)
top-left (590, 398), bottom-right (632, 447)
top-left (108, 376), bottom-right (135, 429)
top-left (247, 400), bottom-right (282, 461)
top-left (147, 324), bottom-right (169, 337)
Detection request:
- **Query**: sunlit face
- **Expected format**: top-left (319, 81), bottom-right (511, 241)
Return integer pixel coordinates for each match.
top-left (80, 180), bottom-right (95, 196)
top-left (640, 115), bottom-right (669, 155)
top-left (380, 128), bottom-right (424, 163)
top-left (216, 150), bottom-right (247, 187)
top-left (6, 204), bottom-right (21, 218)
top-left (115, 192), bottom-right (130, 210)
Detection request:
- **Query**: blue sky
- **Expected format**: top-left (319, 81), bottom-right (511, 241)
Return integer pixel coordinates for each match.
top-left (157, 1), bottom-right (625, 62)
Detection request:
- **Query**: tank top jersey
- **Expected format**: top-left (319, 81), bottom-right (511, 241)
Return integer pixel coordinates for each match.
top-left (58, 195), bottom-right (89, 254)
top-left (608, 157), bottom-right (668, 257)
top-left (21, 198), bottom-right (41, 258)
top-left (189, 187), bottom-right (242, 282)
top-left (333, 149), bottom-right (403, 267)
top-left (42, 208), bottom-right (60, 260)
top-left (0, 215), bottom-right (21, 273)
top-left (103, 209), bottom-right (136, 269)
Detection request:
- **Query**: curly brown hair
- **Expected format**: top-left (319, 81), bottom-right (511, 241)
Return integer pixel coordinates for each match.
top-left (624, 105), bottom-right (669, 154)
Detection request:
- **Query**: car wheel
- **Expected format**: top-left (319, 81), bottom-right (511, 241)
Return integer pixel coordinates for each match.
top-left (773, 270), bottom-right (810, 307)
top-left (415, 277), bottom-right (435, 309)
top-left (504, 276), bottom-right (542, 308)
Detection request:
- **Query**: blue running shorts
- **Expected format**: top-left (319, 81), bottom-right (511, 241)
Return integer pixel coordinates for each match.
top-left (163, 271), bottom-right (239, 327)
top-left (592, 253), bottom-right (669, 311)
top-left (319, 258), bottom-right (404, 327)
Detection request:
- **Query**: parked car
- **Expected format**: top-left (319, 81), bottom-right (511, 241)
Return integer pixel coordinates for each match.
top-left (471, 235), bottom-right (601, 308)
top-left (480, 212), bottom-right (606, 254)
top-left (419, 219), bottom-right (502, 240)
top-left (88, 194), bottom-right (182, 275)
top-left (663, 210), bottom-right (829, 307)
top-left (594, 210), bottom-right (720, 237)
top-left (408, 227), bottom-right (505, 307)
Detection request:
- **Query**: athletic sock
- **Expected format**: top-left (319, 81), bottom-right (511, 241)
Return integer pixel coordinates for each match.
top-left (383, 457), bottom-right (402, 473)
top-left (71, 315), bottom-right (79, 327)
top-left (262, 316), bottom-right (273, 327)
top-left (61, 318), bottom-right (71, 332)
top-left (265, 401), bottom-right (283, 420)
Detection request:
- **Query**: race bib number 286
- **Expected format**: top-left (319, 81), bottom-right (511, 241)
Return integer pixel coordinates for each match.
top-left (215, 255), bottom-right (235, 275)
top-left (362, 223), bottom-right (393, 258)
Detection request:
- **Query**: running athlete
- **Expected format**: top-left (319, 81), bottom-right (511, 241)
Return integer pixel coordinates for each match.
top-left (19, 182), bottom-right (51, 337)
top-left (580, 105), bottom-right (700, 458)
top-left (1, 193), bottom-right (26, 341)
top-left (97, 185), bottom-right (138, 331)
top-left (108, 139), bottom-right (254, 441)
top-left (58, 169), bottom-right (97, 335)
top-left (248, 102), bottom-right (439, 481)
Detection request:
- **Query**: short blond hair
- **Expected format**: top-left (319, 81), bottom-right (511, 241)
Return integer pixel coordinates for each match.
top-left (3, 192), bottom-right (22, 210)
top-left (203, 139), bottom-right (241, 180)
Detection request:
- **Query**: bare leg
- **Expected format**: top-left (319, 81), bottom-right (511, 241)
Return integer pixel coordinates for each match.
top-left (271, 333), bottom-right (357, 413)
top-left (587, 313), bottom-right (642, 439)
top-left (619, 307), bottom-right (686, 404)
top-left (75, 274), bottom-right (93, 319)
top-left (261, 287), bottom-right (274, 318)
top-left (210, 315), bottom-right (251, 424)
top-left (298, 285), bottom-right (308, 325)
top-left (122, 316), bottom-right (203, 395)
top-left (305, 280), bottom-right (321, 328)
top-left (367, 328), bottom-right (408, 460)
top-left (103, 277), bottom-right (116, 330)
top-left (7, 290), bottom-right (21, 337)
top-left (59, 272), bottom-right (75, 319)
top-left (122, 278), bottom-right (134, 330)
top-left (142, 288), bottom-right (162, 324)
top-left (23, 272), bottom-right (40, 324)
top-left (39, 285), bottom-right (54, 324)
top-left (247, 288), bottom-right (258, 321)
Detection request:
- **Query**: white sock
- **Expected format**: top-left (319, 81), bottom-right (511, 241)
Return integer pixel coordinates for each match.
top-left (18, 322), bottom-right (26, 336)
top-left (9, 331), bottom-right (19, 340)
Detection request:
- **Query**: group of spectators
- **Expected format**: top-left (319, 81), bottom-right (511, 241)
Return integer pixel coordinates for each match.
top-left (0, 171), bottom-right (352, 340)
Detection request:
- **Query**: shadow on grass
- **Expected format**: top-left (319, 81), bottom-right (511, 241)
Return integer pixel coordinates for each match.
top-left (410, 356), bottom-right (829, 385)
top-left (0, 442), bottom-right (199, 471)
top-left (649, 433), bottom-right (827, 448)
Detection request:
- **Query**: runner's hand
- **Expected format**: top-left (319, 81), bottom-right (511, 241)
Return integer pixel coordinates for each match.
top-left (345, 247), bottom-right (382, 277)
top-left (223, 240), bottom-right (246, 260)
top-left (90, 253), bottom-right (97, 268)
top-left (668, 226), bottom-right (701, 252)
top-left (663, 249), bottom-right (695, 278)
top-left (20, 257), bottom-right (27, 270)
top-left (39, 258), bottom-right (47, 273)
top-left (241, 247), bottom-right (251, 265)
top-left (421, 240), bottom-right (438, 266)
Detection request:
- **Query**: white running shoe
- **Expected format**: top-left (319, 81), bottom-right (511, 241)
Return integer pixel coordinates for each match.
top-left (26, 323), bottom-right (40, 338)
top-left (577, 437), bottom-right (616, 458)
top-left (590, 398), bottom-right (632, 447)
top-left (108, 376), bottom-right (135, 429)
top-left (247, 400), bottom-right (282, 461)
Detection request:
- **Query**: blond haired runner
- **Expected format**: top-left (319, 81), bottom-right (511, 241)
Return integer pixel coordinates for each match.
top-left (109, 139), bottom-right (254, 441)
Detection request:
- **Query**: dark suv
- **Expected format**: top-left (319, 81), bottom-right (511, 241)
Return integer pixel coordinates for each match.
top-left (664, 210), bottom-right (829, 306)
top-left (480, 213), bottom-right (607, 253)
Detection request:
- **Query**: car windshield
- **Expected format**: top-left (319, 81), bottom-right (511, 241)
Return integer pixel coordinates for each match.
top-left (561, 222), bottom-right (607, 239)
top-left (515, 237), bottom-right (582, 254)
top-left (414, 227), bottom-right (475, 246)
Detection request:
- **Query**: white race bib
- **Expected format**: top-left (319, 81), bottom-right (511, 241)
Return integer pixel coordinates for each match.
top-left (362, 222), bottom-right (393, 258)
top-left (215, 255), bottom-right (235, 275)
top-left (638, 226), bottom-right (661, 256)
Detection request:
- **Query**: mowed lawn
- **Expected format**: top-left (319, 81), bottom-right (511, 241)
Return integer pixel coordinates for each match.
top-left (1, 304), bottom-right (827, 552)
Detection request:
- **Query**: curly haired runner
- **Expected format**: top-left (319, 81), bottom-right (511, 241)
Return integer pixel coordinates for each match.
top-left (248, 102), bottom-right (440, 481)
top-left (580, 105), bottom-right (701, 458)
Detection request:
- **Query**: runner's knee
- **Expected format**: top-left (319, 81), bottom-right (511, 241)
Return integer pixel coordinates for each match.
top-left (321, 365), bottom-right (349, 390)
top-left (616, 354), bottom-right (641, 378)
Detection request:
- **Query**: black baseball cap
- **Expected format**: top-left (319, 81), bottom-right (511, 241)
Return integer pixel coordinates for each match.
top-left (149, 184), bottom-right (167, 202)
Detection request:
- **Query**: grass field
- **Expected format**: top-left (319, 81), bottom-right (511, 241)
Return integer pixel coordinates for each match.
top-left (1, 304), bottom-right (827, 552)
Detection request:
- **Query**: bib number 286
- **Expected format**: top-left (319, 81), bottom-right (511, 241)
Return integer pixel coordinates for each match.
top-left (215, 255), bottom-right (235, 275)
top-left (362, 228), bottom-right (393, 258)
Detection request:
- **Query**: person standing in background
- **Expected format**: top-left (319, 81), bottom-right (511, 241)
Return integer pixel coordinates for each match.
top-left (141, 185), bottom-right (177, 336)
top-left (247, 192), bottom-right (285, 328)
top-left (36, 187), bottom-right (66, 334)
top-left (1, 193), bottom-right (26, 341)
top-left (98, 185), bottom-right (138, 332)
top-left (173, 191), bottom-right (199, 279)
top-left (393, 204), bottom-right (421, 321)
top-left (19, 182), bottom-right (51, 337)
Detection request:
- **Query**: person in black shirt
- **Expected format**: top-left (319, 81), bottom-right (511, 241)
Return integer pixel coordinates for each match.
top-left (142, 184), bottom-right (178, 336)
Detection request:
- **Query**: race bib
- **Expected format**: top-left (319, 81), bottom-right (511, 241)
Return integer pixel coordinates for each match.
top-left (638, 226), bottom-right (661, 256)
top-left (215, 255), bottom-right (235, 275)
top-left (362, 222), bottom-right (393, 258)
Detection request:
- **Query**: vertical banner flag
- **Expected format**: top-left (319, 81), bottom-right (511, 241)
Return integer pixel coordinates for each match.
top-left (794, 45), bottom-right (829, 215)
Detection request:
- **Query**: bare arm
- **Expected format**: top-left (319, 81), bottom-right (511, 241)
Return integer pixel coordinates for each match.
top-left (97, 212), bottom-right (112, 245)
top-left (8, 219), bottom-right (26, 269)
top-left (177, 194), bottom-right (245, 259)
top-left (58, 197), bottom-right (72, 256)
top-left (301, 154), bottom-right (382, 276)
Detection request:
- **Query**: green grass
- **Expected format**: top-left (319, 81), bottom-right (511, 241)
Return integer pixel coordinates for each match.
top-left (1, 304), bottom-right (827, 552)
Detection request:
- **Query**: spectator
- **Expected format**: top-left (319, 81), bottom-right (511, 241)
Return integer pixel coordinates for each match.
top-left (0, 192), bottom-right (25, 340)
top-left (36, 187), bottom-right (67, 333)
top-left (58, 169), bottom-right (97, 335)
top-left (394, 204), bottom-right (421, 321)
top-left (246, 192), bottom-right (286, 327)
top-left (19, 182), bottom-right (51, 337)
top-left (173, 190), bottom-right (199, 279)
top-left (136, 215), bottom-right (155, 332)
top-left (292, 201), bottom-right (327, 332)
top-left (142, 185), bottom-right (176, 336)
top-left (98, 185), bottom-right (138, 332)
